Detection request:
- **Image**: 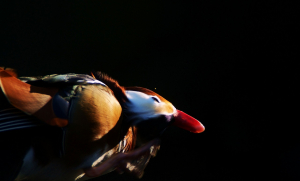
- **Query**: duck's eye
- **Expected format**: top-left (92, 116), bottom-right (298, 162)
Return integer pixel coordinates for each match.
top-left (152, 96), bottom-right (161, 103)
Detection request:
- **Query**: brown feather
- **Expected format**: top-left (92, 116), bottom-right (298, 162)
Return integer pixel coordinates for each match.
top-left (121, 126), bottom-right (137, 153)
top-left (91, 71), bottom-right (128, 104)
top-left (0, 67), bottom-right (18, 77)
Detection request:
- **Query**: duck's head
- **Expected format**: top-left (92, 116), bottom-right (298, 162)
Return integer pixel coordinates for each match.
top-left (124, 87), bottom-right (205, 143)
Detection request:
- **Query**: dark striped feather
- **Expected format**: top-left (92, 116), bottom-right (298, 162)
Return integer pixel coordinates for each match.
top-left (0, 107), bottom-right (44, 133)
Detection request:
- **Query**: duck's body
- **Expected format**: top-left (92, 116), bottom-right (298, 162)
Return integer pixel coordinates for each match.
top-left (0, 67), bottom-right (204, 181)
top-left (15, 84), bottom-right (124, 181)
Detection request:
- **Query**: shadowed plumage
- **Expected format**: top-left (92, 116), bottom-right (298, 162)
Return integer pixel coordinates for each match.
top-left (0, 67), bottom-right (204, 181)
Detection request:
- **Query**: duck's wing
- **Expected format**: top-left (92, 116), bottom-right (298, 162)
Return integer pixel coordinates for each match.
top-left (0, 68), bottom-right (68, 127)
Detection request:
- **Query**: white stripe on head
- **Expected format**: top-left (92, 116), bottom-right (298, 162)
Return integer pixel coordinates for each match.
top-left (125, 90), bottom-right (176, 122)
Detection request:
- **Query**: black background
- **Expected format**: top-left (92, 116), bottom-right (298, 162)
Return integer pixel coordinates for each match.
top-left (1, 1), bottom-right (298, 180)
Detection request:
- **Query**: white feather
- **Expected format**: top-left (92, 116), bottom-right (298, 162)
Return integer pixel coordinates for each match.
top-left (125, 90), bottom-right (176, 122)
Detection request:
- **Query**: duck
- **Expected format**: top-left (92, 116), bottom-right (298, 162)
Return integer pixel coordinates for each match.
top-left (0, 67), bottom-right (205, 181)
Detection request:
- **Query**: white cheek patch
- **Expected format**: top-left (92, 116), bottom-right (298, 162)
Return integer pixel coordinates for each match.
top-left (126, 91), bottom-right (155, 113)
top-left (125, 91), bottom-right (176, 120)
